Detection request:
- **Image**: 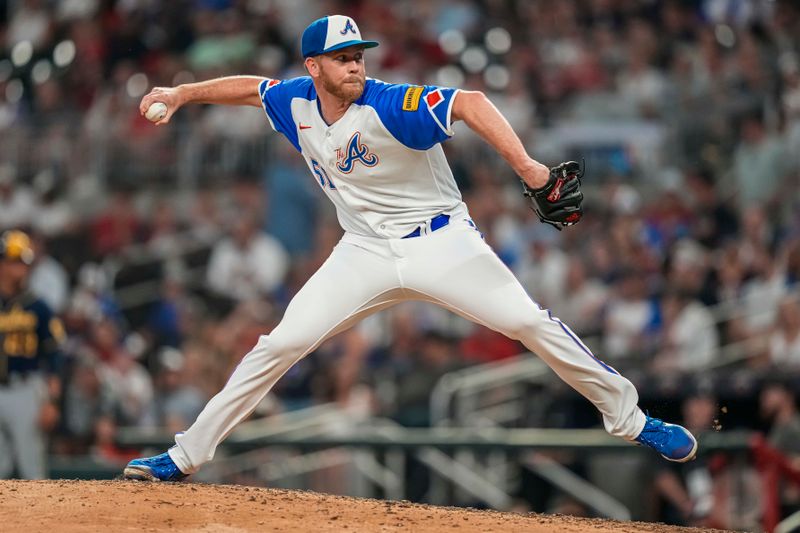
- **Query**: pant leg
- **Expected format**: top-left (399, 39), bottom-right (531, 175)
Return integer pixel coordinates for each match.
top-left (170, 238), bottom-right (404, 473)
top-left (399, 221), bottom-right (646, 439)
top-left (0, 387), bottom-right (14, 478)
top-left (5, 378), bottom-right (46, 479)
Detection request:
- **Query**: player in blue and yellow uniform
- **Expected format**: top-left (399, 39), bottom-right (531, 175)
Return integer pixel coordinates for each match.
top-left (0, 230), bottom-right (65, 479)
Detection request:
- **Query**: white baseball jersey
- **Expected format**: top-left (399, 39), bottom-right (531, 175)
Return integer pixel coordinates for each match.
top-left (258, 77), bottom-right (465, 238)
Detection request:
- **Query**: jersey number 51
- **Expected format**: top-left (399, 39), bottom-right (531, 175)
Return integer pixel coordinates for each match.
top-left (311, 159), bottom-right (336, 190)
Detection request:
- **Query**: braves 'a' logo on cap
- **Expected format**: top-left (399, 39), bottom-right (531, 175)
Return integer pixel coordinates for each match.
top-left (336, 131), bottom-right (379, 174)
top-left (340, 19), bottom-right (357, 35)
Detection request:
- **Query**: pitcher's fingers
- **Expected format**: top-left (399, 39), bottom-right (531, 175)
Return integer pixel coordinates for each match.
top-left (154, 107), bottom-right (175, 126)
top-left (139, 94), bottom-right (156, 115)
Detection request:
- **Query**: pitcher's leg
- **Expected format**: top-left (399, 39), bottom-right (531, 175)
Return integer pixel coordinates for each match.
top-left (168, 241), bottom-right (403, 474)
top-left (402, 225), bottom-right (646, 439)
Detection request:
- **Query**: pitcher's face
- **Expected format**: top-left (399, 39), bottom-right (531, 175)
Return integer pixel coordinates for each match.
top-left (308, 45), bottom-right (366, 103)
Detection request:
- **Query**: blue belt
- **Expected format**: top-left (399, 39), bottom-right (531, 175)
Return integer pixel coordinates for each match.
top-left (402, 213), bottom-right (450, 239)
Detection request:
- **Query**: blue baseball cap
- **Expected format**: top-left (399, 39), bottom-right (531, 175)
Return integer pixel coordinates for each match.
top-left (301, 15), bottom-right (379, 58)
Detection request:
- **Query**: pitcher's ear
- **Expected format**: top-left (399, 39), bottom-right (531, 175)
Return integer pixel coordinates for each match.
top-left (305, 57), bottom-right (319, 77)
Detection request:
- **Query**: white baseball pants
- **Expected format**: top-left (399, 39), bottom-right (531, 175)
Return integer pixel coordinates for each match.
top-left (169, 217), bottom-right (646, 473)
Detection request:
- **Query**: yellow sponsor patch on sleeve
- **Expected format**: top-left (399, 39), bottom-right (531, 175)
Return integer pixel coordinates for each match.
top-left (402, 86), bottom-right (423, 111)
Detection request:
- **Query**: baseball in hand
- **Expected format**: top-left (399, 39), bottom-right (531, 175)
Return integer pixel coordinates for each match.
top-left (145, 102), bottom-right (168, 122)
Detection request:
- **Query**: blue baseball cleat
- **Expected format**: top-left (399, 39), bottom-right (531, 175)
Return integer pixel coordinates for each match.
top-left (634, 416), bottom-right (698, 462)
top-left (123, 450), bottom-right (188, 482)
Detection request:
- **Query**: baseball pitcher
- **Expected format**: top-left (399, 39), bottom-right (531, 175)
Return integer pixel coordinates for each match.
top-left (123, 15), bottom-right (697, 482)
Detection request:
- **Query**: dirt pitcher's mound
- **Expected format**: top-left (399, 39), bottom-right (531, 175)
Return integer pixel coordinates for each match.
top-left (0, 480), bottom-right (732, 532)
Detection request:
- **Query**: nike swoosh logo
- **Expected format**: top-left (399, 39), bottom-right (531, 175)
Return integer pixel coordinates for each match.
top-left (299, 124), bottom-right (312, 130)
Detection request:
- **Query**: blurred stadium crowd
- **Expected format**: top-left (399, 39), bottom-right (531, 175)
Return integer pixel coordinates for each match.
top-left (3, 0), bottom-right (800, 528)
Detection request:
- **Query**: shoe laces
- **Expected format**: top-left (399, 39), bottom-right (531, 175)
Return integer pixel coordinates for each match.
top-left (147, 452), bottom-right (175, 468)
top-left (637, 417), bottom-right (671, 449)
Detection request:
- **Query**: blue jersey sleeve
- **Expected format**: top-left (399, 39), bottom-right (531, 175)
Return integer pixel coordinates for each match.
top-left (259, 77), bottom-right (314, 153)
top-left (364, 80), bottom-right (460, 151)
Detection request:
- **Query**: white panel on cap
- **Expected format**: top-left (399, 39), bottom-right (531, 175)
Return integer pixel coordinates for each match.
top-left (323, 14), bottom-right (363, 51)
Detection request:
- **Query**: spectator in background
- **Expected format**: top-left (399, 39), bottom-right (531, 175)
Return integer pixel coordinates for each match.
top-left (70, 262), bottom-right (124, 328)
top-left (29, 169), bottom-right (78, 238)
top-left (207, 299), bottom-right (274, 387)
top-left (96, 326), bottom-right (154, 428)
top-left (587, 234), bottom-right (622, 284)
top-left (366, 306), bottom-right (416, 389)
top-left (28, 232), bottom-right (70, 314)
top-left (313, 329), bottom-right (372, 408)
top-left (731, 113), bottom-right (786, 208)
top-left (654, 389), bottom-right (761, 530)
top-left (760, 378), bottom-right (800, 520)
top-left (60, 354), bottom-right (107, 455)
top-left (90, 189), bottom-right (144, 258)
top-left (0, 167), bottom-right (35, 230)
top-left (234, 177), bottom-right (267, 215)
top-left (738, 207), bottom-right (774, 269)
top-left (391, 330), bottom-right (462, 428)
top-left (735, 246), bottom-right (787, 349)
top-left (769, 294), bottom-right (800, 369)
top-left (643, 171), bottom-right (694, 256)
top-left (146, 266), bottom-right (196, 350)
top-left (516, 226), bottom-right (568, 310)
top-left (555, 260), bottom-right (608, 336)
top-left (787, 241), bottom-right (800, 288)
top-left (206, 212), bottom-right (289, 301)
top-left (684, 168), bottom-right (739, 249)
top-left (7, 0), bottom-right (52, 50)
top-left (783, 67), bottom-right (800, 174)
top-left (666, 239), bottom-right (710, 305)
top-left (265, 143), bottom-right (319, 257)
top-left (603, 268), bottom-right (656, 361)
top-left (651, 288), bottom-right (719, 373)
top-left (188, 187), bottom-right (225, 244)
top-left (714, 242), bottom-right (746, 304)
top-left (152, 347), bottom-right (206, 434)
top-left (145, 199), bottom-right (183, 257)
top-left (618, 45), bottom-right (668, 119)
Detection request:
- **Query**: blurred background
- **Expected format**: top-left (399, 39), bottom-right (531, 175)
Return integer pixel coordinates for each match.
top-left (1, 0), bottom-right (800, 530)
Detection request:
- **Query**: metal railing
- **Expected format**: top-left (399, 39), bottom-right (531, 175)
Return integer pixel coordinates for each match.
top-left (522, 453), bottom-right (631, 521)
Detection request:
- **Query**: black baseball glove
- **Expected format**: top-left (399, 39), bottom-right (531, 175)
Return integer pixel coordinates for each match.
top-left (521, 160), bottom-right (584, 230)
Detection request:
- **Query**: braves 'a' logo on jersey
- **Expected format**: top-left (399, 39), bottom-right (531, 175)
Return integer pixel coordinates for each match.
top-left (336, 132), bottom-right (379, 174)
top-left (340, 19), bottom-right (356, 35)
